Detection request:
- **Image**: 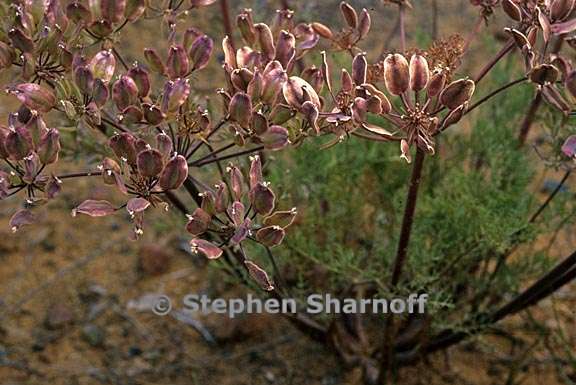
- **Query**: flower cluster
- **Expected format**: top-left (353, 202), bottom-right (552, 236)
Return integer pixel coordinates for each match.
top-left (1, 0), bottom-right (575, 294)
top-left (501, 0), bottom-right (576, 113)
top-left (0, 0), bottom-right (376, 291)
top-left (187, 156), bottom-right (296, 259)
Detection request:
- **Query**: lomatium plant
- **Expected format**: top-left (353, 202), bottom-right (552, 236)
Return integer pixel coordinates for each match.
top-left (2, 0), bottom-right (576, 383)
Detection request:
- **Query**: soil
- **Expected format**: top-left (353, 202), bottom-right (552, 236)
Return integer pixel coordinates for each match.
top-left (0, 165), bottom-right (574, 385)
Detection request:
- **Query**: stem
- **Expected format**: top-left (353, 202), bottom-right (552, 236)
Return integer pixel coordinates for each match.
top-left (422, 248), bottom-right (576, 358)
top-left (57, 171), bottom-right (102, 179)
top-left (189, 142), bottom-right (235, 166)
top-left (390, 148), bottom-right (425, 286)
top-left (463, 15), bottom-right (484, 53)
top-left (192, 145), bottom-right (264, 167)
top-left (113, 19), bottom-right (129, 34)
top-left (265, 246), bottom-right (288, 295)
top-left (469, 169), bottom-right (571, 309)
top-left (4, 159), bottom-right (23, 176)
top-left (220, 0), bottom-right (235, 50)
top-left (473, 39), bottom-right (514, 84)
top-left (178, 177), bottom-right (200, 207)
top-left (380, 15), bottom-right (400, 58)
top-left (6, 185), bottom-right (26, 197)
top-left (164, 190), bottom-right (190, 215)
top-left (112, 47), bottom-right (129, 71)
top-left (465, 77), bottom-right (527, 115)
top-left (102, 116), bottom-right (128, 133)
top-left (379, 148), bottom-right (425, 383)
top-left (352, 131), bottom-right (397, 142)
top-left (186, 119), bottom-right (228, 160)
top-left (517, 90), bottom-right (542, 145)
top-left (398, 4), bottom-right (406, 53)
top-left (529, 170), bottom-right (571, 223)
top-left (431, 0), bottom-right (438, 40)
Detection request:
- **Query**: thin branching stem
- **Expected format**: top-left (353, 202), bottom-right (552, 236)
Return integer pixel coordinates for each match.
top-left (518, 90), bottom-right (542, 145)
top-left (474, 39), bottom-right (515, 84)
top-left (466, 77), bottom-right (528, 115)
top-left (112, 47), bottom-right (129, 71)
top-left (56, 171), bottom-right (103, 180)
top-left (192, 145), bottom-right (265, 167)
top-left (190, 142), bottom-right (235, 166)
top-left (529, 170), bottom-right (571, 223)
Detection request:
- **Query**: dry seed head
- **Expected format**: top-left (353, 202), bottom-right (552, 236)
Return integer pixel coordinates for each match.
top-left (255, 23), bottom-right (276, 61)
top-left (358, 8), bottom-right (371, 39)
top-left (166, 45), bottom-right (189, 79)
top-left (409, 54), bottom-right (430, 92)
top-left (282, 76), bottom-right (320, 109)
top-left (275, 30), bottom-right (296, 69)
top-left (439, 78), bottom-right (475, 110)
top-left (529, 64), bottom-right (559, 85)
top-left (352, 53), bottom-right (368, 85)
top-left (384, 54), bottom-right (409, 95)
top-left (222, 36), bottom-right (237, 68)
top-left (502, 0), bottom-right (522, 21)
top-left (237, 12), bottom-right (256, 45)
top-left (551, 0), bottom-right (576, 21)
top-left (312, 22), bottom-right (333, 39)
top-left (340, 2), bottom-right (358, 28)
top-left (189, 35), bottom-right (214, 71)
top-left (159, 155), bottom-right (188, 190)
top-left (137, 149), bottom-right (164, 178)
top-left (229, 92), bottom-right (252, 127)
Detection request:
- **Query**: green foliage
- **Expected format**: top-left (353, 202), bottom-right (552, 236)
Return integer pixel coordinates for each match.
top-left (247, 65), bottom-right (572, 332)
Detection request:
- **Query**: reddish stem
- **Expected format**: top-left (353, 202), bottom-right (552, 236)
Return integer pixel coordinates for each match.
top-left (390, 148), bottom-right (425, 286)
top-left (57, 171), bottom-right (103, 179)
top-left (192, 145), bottom-right (265, 167)
top-left (220, 0), bottom-right (235, 50)
top-left (517, 90), bottom-right (542, 146)
top-left (399, 4), bottom-right (406, 53)
top-left (473, 39), bottom-right (514, 84)
top-left (378, 148), bottom-right (426, 383)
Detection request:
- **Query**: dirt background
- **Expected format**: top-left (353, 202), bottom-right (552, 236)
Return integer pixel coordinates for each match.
top-left (0, 1), bottom-right (575, 384)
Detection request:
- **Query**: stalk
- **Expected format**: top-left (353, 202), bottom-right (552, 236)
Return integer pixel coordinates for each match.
top-left (192, 145), bottom-right (265, 167)
top-left (379, 148), bottom-right (426, 384)
top-left (463, 15), bottom-right (484, 53)
top-left (529, 170), bottom-right (571, 223)
top-left (399, 4), bottom-right (406, 53)
top-left (390, 148), bottom-right (426, 286)
top-left (465, 77), bottom-right (527, 115)
top-left (421, 249), bottom-right (576, 357)
top-left (220, 0), bottom-right (235, 50)
top-left (473, 39), bottom-right (514, 84)
top-left (431, 0), bottom-right (438, 40)
top-left (517, 91), bottom-right (542, 145)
